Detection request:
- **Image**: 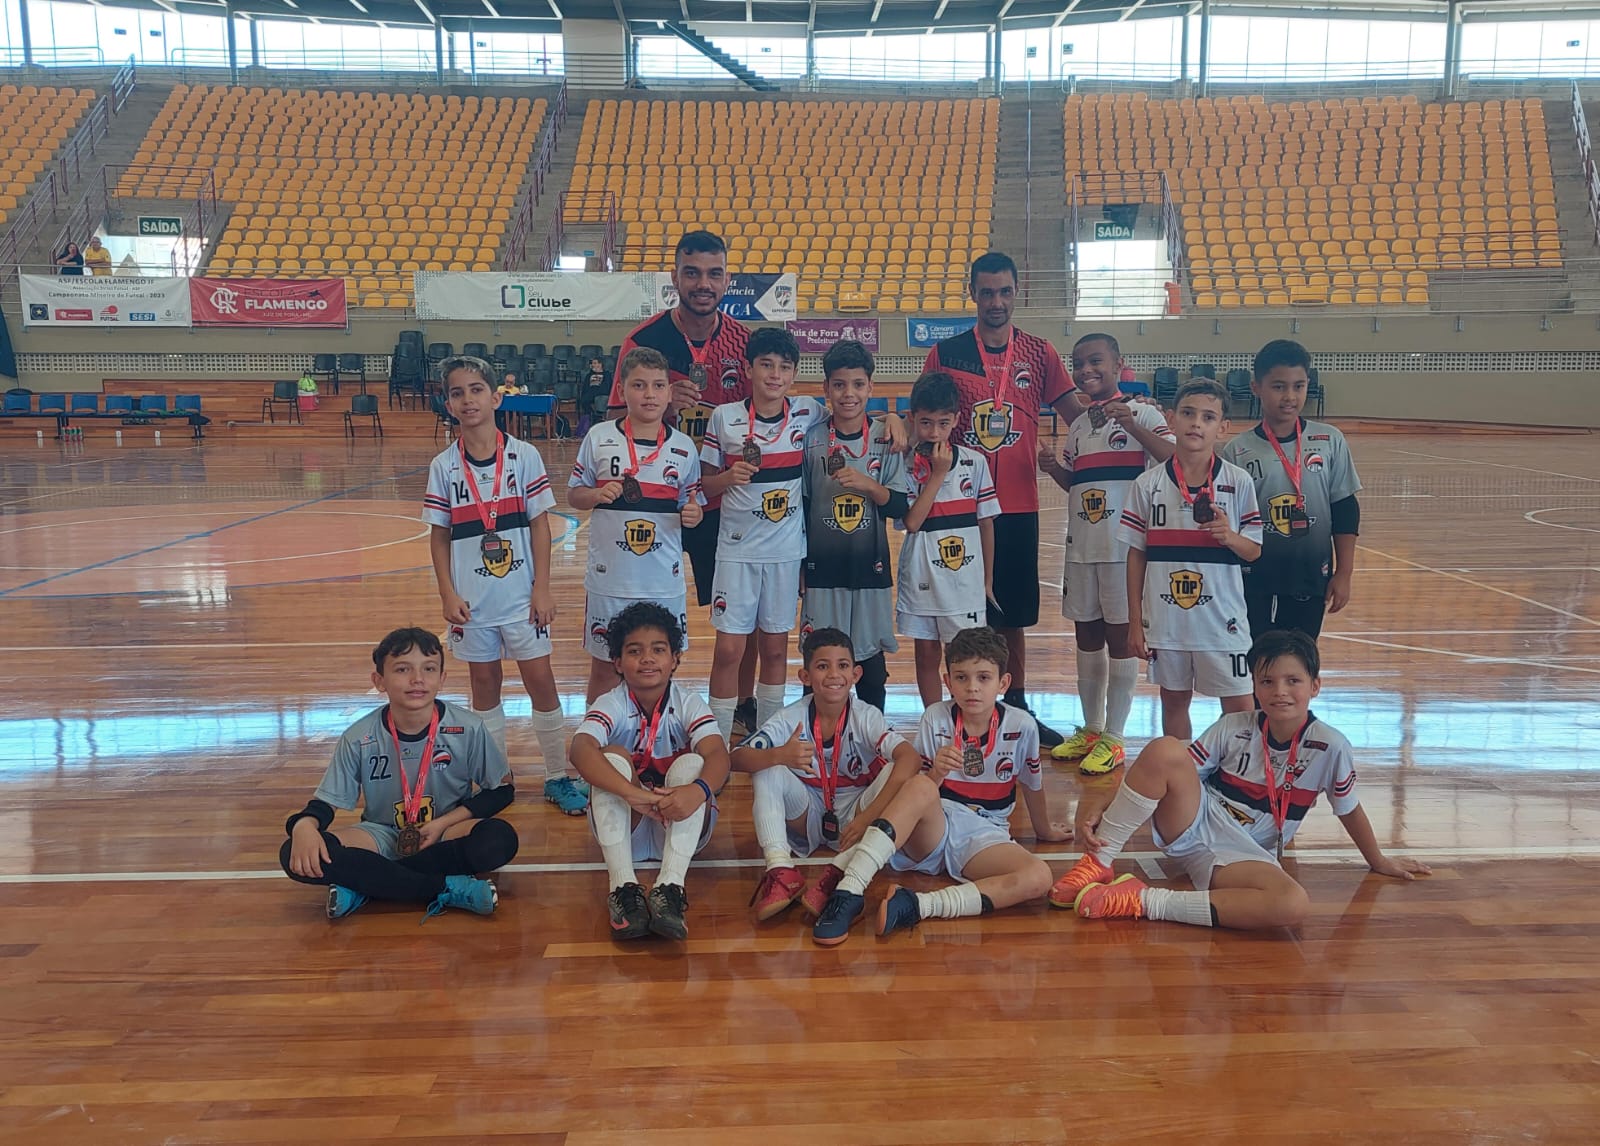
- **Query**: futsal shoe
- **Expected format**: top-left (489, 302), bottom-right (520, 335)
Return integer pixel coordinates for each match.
top-left (876, 887), bottom-right (921, 937)
top-left (1078, 735), bottom-right (1126, 776)
top-left (1050, 727), bottom-right (1100, 763)
top-left (543, 775), bottom-right (591, 816)
top-left (750, 866), bottom-right (806, 921)
top-left (607, 882), bottom-right (651, 939)
top-left (424, 875), bottom-right (499, 920)
top-left (647, 883), bottom-right (690, 940)
top-left (732, 697), bottom-right (757, 741)
top-left (812, 889), bottom-right (866, 947)
top-left (1047, 855), bottom-right (1115, 909)
top-left (800, 864), bottom-right (845, 917)
top-left (1075, 873), bottom-right (1149, 920)
top-left (326, 885), bottom-right (368, 920)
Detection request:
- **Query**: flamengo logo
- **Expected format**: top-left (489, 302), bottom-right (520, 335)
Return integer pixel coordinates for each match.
top-left (209, 285), bottom-right (240, 315)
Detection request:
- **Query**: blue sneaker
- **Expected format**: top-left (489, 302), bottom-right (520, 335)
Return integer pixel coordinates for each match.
top-left (877, 887), bottom-right (921, 937)
top-left (326, 885), bottom-right (368, 920)
top-left (423, 875), bottom-right (499, 920)
top-left (544, 775), bottom-right (591, 816)
top-left (811, 889), bottom-right (865, 947)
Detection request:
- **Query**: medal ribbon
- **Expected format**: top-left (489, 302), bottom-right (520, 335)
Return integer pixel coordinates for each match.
top-left (978, 336), bottom-right (1019, 409)
top-left (746, 397), bottom-right (791, 448)
top-left (1265, 420), bottom-right (1304, 506)
top-left (622, 418), bottom-right (667, 478)
top-left (829, 418), bottom-right (870, 461)
top-left (1169, 455), bottom-right (1218, 516)
top-left (673, 309), bottom-right (718, 379)
top-left (1257, 712), bottom-right (1313, 842)
top-left (458, 433), bottom-right (507, 530)
top-left (954, 704), bottom-right (1001, 768)
top-left (811, 700), bottom-right (850, 811)
top-left (631, 689), bottom-right (670, 777)
top-left (386, 703), bottom-right (441, 828)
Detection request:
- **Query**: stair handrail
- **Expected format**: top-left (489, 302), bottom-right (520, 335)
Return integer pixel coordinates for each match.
top-left (503, 79), bottom-right (569, 270)
top-left (0, 170), bottom-right (62, 295)
top-left (1572, 81), bottom-right (1600, 249)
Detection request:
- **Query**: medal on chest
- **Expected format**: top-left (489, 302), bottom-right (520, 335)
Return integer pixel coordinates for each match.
top-left (741, 438), bottom-right (763, 468)
top-left (620, 474), bottom-right (643, 504)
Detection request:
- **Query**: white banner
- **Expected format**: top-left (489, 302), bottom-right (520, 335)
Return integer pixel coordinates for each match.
top-left (649, 272), bottom-right (797, 322)
top-left (412, 271), bottom-right (659, 322)
top-left (20, 273), bottom-right (193, 328)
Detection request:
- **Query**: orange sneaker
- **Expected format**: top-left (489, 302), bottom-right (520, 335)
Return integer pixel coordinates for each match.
top-left (1047, 855), bottom-right (1115, 909)
top-left (750, 866), bottom-right (806, 921)
top-left (1075, 873), bottom-right (1149, 920)
top-left (801, 864), bottom-right (844, 917)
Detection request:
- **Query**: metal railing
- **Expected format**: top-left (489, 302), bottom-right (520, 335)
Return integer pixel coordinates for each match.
top-left (0, 173), bottom-right (63, 294)
top-left (502, 79), bottom-right (570, 270)
top-left (1572, 81), bottom-right (1600, 252)
top-left (555, 189), bottom-right (619, 269)
top-left (101, 165), bottom-right (220, 275)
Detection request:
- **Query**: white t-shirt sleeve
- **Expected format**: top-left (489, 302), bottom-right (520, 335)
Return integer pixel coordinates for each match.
top-left (1117, 473), bottom-right (1152, 552)
top-left (1233, 468), bottom-right (1264, 545)
top-left (313, 730), bottom-right (366, 810)
top-left (521, 446), bottom-right (557, 519)
top-left (422, 454), bottom-right (452, 528)
top-left (1188, 715), bottom-right (1232, 781)
top-left (700, 405), bottom-right (730, 470)
top-left (1139, 402), bottom-right (1176, 443)
top-left (1327, 429), bottom-right (1363, 503)
top-left (1016, 718), bottom-right (1043, 791)
top-left (1324, 730), bottom-right (1360, 816)
top-left (569, 430), bottom-right (598, 489)
top-left (679, 688), bottom-right (724, 750)
top-left (680, 448), bottom-right (707, 508)
top-left (973, 454), bottom-right (1001, 521)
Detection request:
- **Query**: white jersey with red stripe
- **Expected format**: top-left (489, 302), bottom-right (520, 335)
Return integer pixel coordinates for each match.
top-left (574, 680), bottom-right (721, 788)
top-left (700, 396), bottom-right (826, 563)
top-left (741, 696), bottom-right (908, 792)
top-left (896, 446), bottom-right (1001, 617)
top-left (570, 419), bottom-right (705, 597)
top-left (422, 433), bottom-right (557, 627)
top-left (1117, 455), bottom-right (1263, 653)
top-left (1063, 402), bottom-right (1174, 564)
top-left (1189, 709), bottom-right (1359, 851)
top-left (914, 701), bottom-right (1040, 827)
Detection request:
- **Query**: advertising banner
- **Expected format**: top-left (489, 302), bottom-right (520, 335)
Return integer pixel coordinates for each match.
top-left (190, 277), bottom-right (348, 327)
top-left (20, 273), bottom-right (192, 328)
top-left (905, 315), bottom-right (977, 348)
top-left (786, 318), bottom-right (879, 353)
top-left (650, 272), bottom-right (798, 322)
top-left (413, 271), bottom-right (657, 322)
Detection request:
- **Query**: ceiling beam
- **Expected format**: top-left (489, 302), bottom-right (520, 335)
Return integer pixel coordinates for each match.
top-left (934, 0), bottom-right (949, 18)
top-left (482, 0), bottom-right (499, 14)
top-left (1118, 0), bottom-right (1149, 19)
top-left (997, 0), bottom-right (1016, 16)
top-left (869, 0), bottom-right (882, 21)
top-left (412, 0), bottom-right (434, 21)
top-left (1052, 0), bottom-right (1082, 26)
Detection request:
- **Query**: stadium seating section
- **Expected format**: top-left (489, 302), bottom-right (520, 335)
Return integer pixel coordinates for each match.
top-left (117, 85), bottom-right (546, 308)
top-left (569, 97), bottom-right (997, 314)
top-left (1065, 93), bottom-right (1559, 309)
top-left (0, 85), bottom-right (96, 229)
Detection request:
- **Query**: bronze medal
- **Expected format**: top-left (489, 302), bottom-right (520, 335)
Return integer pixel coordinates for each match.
top-left (1087, 404), bottom-right (1108, 429)
top-left (821, 809), bottom-right (841, 848)
top-left (962, 744), bottom-right (985, 776)
top-left (741, 439), bottom-right (763, 468)
top-left (479, 530), bottom-right (505, 562)
top-left (1191, 491), bottom-right (1216, 524)
top-left (825, 450), bottom-right (846, 476)
top-left (914, 441), bottom-right (934, 460)
top-left (1287, 502), bottom-right (1310, 535)
top-left (985, 410), bottom-right (1007, 438)
top-left (688, 363), bottom-right (708, 390)
top-left (397, 823), bottom-right (423, 857)
top-left (620, 474), bottom-right (643, 504)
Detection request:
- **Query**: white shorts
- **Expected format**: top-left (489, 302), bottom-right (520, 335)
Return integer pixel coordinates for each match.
top-left (1154, 791), bottom-right (1279, 890)
top-left (617, 803), bottom-right (719, 863)
top-left (1148, 647), bottom-right (1253, 697)
top-left (446, 619), bottom-right (551, 663)
top-left (889, 800), bottom-right (1014, 880)
top-left (584, 592), bottom-right (689, 660)
top-left (896, 608), bottom-right (983, 643)
top-left (1061, 561), bottom-right (1129, 625)
top-left (710, 559), bottom-right (801, 635)
top-left (787, 781), bottom-right (876, 859)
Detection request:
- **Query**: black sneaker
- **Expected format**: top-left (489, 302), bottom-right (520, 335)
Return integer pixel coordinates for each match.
top-left (1007, 690), bottom-right (1065, 750)
top-left (811, 889), bottom-right (865, 947)
top-left (607, 881), bottom-right (651, 940)
top-left (647, 882), bottom-right (690, 940)
top-left (732, 697), bottom-right (757, 740)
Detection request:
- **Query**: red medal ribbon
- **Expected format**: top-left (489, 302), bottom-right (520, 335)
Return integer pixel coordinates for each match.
top-left (622, 417), bottom-right (667, 478)
top-left (1265, 419), bottom-right (1304, 507)
top-left (1257, 712), bottom-right (1313, 842)
top-left (828, 418), bottom-right (870, 460)
top-left (954, 704), bottom-right (1001, 766)
top-left (1169, 455), bottom-right (1218, 515)
top-left (386, 703), bottom-right (441, 828)
top-left (631, 689), bottom-right (670, 779)
top-left (458, 432), bottom-right (508, 530)
top-left (977, 336), bottom-right (1020, 413)
top-left (811, 700), bottom-right (850, 811)
top-left (746, 397), bottom-right (792, 449)
top-left (673, 309), bottom-right (718, 377)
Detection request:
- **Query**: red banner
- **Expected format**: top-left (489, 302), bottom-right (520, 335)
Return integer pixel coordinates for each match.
top-left (189, 277), bottom-right (348, 327)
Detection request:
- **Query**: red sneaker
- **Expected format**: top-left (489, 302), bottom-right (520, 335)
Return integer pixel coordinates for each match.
top-left (750, 866), bottom-right (806, 921)
top-left (1047, 855), bottom-right (1114, 909)
top-left (1075, 874), bottom-right (1149, 920)
top-left (801, 865), bottom-right (844, 918)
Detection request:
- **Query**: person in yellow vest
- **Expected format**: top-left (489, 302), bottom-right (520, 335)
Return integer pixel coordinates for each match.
top-left (82, 237), bottom-right (112, 277)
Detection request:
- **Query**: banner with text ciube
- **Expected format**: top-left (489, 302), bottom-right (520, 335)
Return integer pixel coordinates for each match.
top-left (190, 277), bottom-right (348, 327)
top-left (19, 274), bottom-right (192, 328)
top-left (413, 271), bottom-right (658, 322)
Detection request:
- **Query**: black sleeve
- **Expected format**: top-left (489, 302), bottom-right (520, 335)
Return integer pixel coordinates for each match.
top-left (882, 490), bottom-right (911, 520)
top-left (461, 784), bottom-right (515, 820)
top-left (1330, 494), bottom-right (1360, 535)
top-left (285, 798), bottom-right (335, 837)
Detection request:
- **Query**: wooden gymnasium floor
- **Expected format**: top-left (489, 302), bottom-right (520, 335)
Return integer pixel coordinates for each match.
top-left (1, 429), bottom-right (1597, 1145)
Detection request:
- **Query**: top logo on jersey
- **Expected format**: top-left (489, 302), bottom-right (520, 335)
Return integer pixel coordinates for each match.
top-left (619, 519), bottom-right (662, 557)
top-left (1078, 487), bottom-right (1111, 525)
top-left (936, 535), bottom-right (975, 572)
top-left (679, 403), bottom-right (713, 444)
top-left (1267, 493), bottom-right (1318, 537)
top-left (967, 399), bottom-right (1022, 453)
top-left (1161, 568), bottom-right (1212, 610)
top-left (476, 534), bottom-right (523, 579)
top-left (757, 489), bottom-right (796, 524)
top-left (828, 492), bottom-right (867, 533)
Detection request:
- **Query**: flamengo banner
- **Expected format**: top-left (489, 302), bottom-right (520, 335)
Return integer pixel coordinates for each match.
top-left (19, 273), bottom-right (192, 328)
top-left (906, 315), bottom-right (977, 348)
top-left (190, 277), bottom-right (347, 327)
top-left (651, 272), bottom-right (796, 322)
top-left (787, 318), bottom-right (879, 353)
top-left (413, 271), bottom-right (658, 322)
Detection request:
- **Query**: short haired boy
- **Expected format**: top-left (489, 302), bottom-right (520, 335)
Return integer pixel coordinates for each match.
top-left (1039, 333), bottom-right (1175, 775)
top-left (811, 627), bottom-right (1072, 946)
top-left (425, 356), bottom-right (588, 817)
top-left (699, 327), bottom-right (828, 742)
top-left (1221, 339), bottom-right (1362, 640)
top-left (569, 346), bottom-right (706, 705)
top-left (733, 627), bottom-right (923, 922)
top-left (1121, 379), bottom-right (1264, 742)
top-left (799, 340), bottom-right (912, 712)
top-left (280, 627), bottom-right (517, 920)
top-left (568, 603), bottom-right (731, 941)
top-left (897, 370), bottom-right (1001, 708)
top-left (1049, 628), bottom-right (1430, 925)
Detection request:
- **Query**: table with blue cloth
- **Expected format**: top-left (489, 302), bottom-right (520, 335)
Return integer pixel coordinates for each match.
top-left (498, 393), bottom-right (556, 440)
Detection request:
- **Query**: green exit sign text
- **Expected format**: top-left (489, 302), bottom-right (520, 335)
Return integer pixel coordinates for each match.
top-left (1094, 221), bottom-right (1133, 240)
top-left (138, 216), bottom-right (184, 236)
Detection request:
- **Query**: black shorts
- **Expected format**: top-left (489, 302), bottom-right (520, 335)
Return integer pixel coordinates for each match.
top-left (684, 508), bottom-right (721, 607)
top-left (985, 511), bottom-right (1041, 630)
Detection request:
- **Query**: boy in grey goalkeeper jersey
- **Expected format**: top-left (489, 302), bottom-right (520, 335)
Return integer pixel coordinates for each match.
top-left (279, 627), bottom-right (519, 921)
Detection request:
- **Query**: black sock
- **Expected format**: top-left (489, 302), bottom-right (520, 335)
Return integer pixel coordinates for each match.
top-left (1210, 903), bottom-right (1220, 927)
top-left (855, 653), bottom-right (888, 712)
top-left (279, 831), bottom-right (446, 903)
top-left (398, 818), bottom-right (519, 878)
top-left (979, 893), bottom-right (995, 915)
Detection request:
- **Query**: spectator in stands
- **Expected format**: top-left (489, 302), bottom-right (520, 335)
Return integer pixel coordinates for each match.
top-left (82, 237), bottom-right (111, 277)
top-left (578, 357), bottom-right (607, 435)
top-left (55, 242), bottom-right (84, 276)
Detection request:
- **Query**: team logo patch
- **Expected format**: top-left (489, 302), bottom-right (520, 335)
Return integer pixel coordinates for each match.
top-left (1267, 493), bottom-right (1318, 537)
top-left (619, 519), bottom-right (662, 557)
top-left (790, 426), bottom-right (807, 448)
top-left (1222, 800), bottom-right (1256, 826)
top-left (758, 489), bottom-right (795, 523)
top-left (959, 473), bottom-right (974, 498)
top-left (996, 758), bottom-right (1015, 781)
top-left (828, 492), bottom-right (867, 533)
top-left (1013, 360), bottom-right (1033, 390)
top-left (937, 535), bottom-right (975, 572)
top-left (1078, 487), bottom-right (1111, 525)
top-left (1305, 452), bottom-right (1325, 471)
top-left (1107, 427), bottom-right (1130, 451)
top-left (713, 592), bottom-right (729, 617)
top-left (1226, 617), bottom-right (1241, 635)
top-left (392, 794), bottom-right (436, 827)
top-left (1161, 569), bottom-right (1212, 610)
top-left (448, 625), bottom-right (466, 644)
top-left (477, 533), bottom-right (520, 579)
top-left (967, 399), bottom-right (1021, 453)
top-left (590, 618), bottom-right (609, 643)
top-left (663, 462), bottom-right (680, 484)
top-left (679, 403), bottom-right (713, 444)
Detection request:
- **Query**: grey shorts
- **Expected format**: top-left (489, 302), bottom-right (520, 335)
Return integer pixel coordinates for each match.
top-left (802, 586), bottom-right (898, 659)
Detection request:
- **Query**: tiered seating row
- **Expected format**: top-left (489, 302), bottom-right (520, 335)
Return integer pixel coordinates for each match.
top-left (0, 85), bottom-right (96, 227)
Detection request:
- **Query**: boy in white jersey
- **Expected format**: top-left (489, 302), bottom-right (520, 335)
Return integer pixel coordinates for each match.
top-left (280, 627), bottom-right (516, 920)
top-left (569, 347), bottom-right (706, 704)
top-left (1121, 379), bottom-right (1263, 741)
top-left (424, 356), bottom-right (587, 817)
top-left (1039, 333), bottom-right (1175, 775)
top-left (897, 370), bottom-right (1001, 708)
top-left (812, 627), bottom-right (1071, 946)
top-left (734, 627), bottom-right (923, 922)
top-left (700, 328), bottom-right (826, 741)
top-left (569, 603), bottom-right (730, 942)
top-left (1050, 629), bottom-right (1429, 925)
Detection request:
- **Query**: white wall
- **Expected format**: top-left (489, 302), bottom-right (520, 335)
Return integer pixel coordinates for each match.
top-left (562, 19), bottom-right (627, 87)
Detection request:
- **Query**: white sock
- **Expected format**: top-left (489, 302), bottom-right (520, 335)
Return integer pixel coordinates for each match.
top-left (710, 695), bottom-right (737, 743)
top-left (1076, 647), bottom-right (1109, 732)
top-left (837, 825), bottom-right (897, 896)
top-left (1106, 657), bottom-right (1140, 739)
top-left (755, 682), bottom-right (787, 730)
top-left (752, 766), bottom-right (808, 869)
top-left (474, 703), bottom-right (507, 755)
top-left (915, 882), bottom-right (984, 920)
top-left (591, 752), bottom-right (638, 890)
top-left (1141, 886), bottom-right (1214, 927)
top-left (531, 706), bottom-right (567, 783)
top-left (657, 754), bottom-right (707, 888)
top-left (1092, 785), bottom-right (1160, 867)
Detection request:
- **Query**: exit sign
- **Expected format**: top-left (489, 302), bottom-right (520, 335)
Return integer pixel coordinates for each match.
top-left (138, 216), bottom-right (184, 236)
top-left (1094, 221), bottom-right (1134, 240)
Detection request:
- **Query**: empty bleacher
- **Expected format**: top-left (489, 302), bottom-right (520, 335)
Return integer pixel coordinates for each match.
top-left (1066, 93), bottom-right (1559, 309)
top-left (570, 97), bottom-right (997, 314)
top-left (0, 85), bottom-right (97, 228)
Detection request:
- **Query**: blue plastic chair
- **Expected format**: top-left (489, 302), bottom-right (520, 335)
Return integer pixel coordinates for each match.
top-left (138, 395), bottom-right (168, 413)
top-left (174, 395), bottom-right (202, 413)
top-left (38, 394), bottom-right (66, 413)
top-left (69, 393), bottom-right (99, 413)
top-left (2, 392), bottom-right (31, 415)
top-left (895, 396), bottom-right (911, 415)
top-left (105, 395), bottom-right (134, 414)
top-left (866, 397), bottom-right (890, 416)
top-left (1120, 381), bottom-right (1152, 398)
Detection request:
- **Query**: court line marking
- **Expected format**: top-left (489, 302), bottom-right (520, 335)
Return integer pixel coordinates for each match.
top-left (1323, 633), bottom-right (1600, 676)
top-left (1389, 448), bottom-right (1600, 484)
top-left (1355, 541), bottom-right (1600, 628)
top-left (1525, 507), bottom-right (1600, 535)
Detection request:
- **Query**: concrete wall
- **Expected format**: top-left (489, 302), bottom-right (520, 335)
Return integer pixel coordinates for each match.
top-left (561, 21), bottom-right (629, 88)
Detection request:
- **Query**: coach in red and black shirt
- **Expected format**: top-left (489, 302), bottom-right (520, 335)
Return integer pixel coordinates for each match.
top-left (924, 251), bottom-right (1080, 746)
